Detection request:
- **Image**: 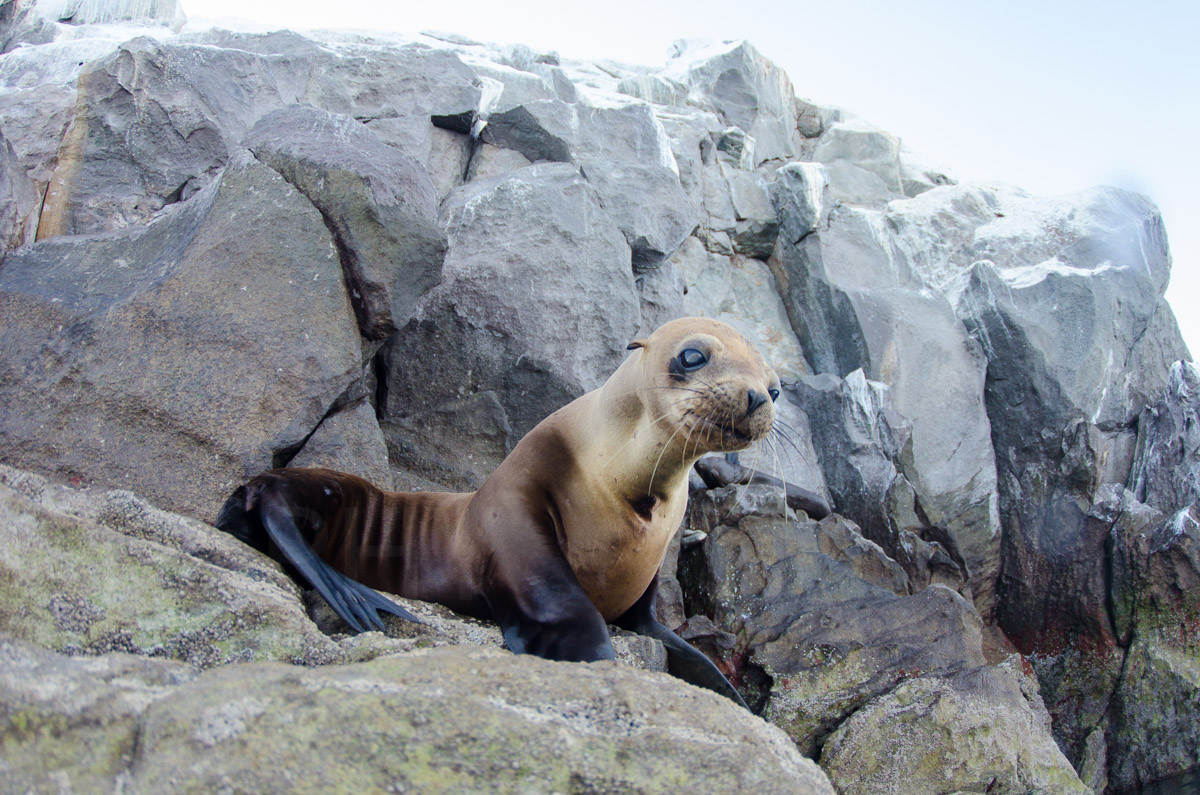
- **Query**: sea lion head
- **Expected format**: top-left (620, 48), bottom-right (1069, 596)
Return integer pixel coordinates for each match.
top-left (625, 317), bottom-right (780, 456)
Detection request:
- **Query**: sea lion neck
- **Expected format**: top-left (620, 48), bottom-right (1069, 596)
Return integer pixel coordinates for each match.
top-left (573, 361), bottom-right (697, 502)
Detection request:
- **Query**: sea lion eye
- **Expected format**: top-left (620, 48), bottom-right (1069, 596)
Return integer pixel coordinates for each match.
top-left (768, 388), bottom-right (780, 402)
top-left (678, 348), bottom-right (707, 370)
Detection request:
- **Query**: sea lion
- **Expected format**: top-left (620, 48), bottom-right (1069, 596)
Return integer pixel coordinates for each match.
top-left (216, 317), bottom-right (781, 707)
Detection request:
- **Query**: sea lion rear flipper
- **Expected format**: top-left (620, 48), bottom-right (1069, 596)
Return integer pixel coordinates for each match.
top-left (615, 574), bottom-right (750, 710)
top-left (258, 494), bottom-right (422, 632)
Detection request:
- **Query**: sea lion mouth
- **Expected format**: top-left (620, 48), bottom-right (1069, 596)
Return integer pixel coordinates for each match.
top-left (687, 413), bottom-right (758, 451)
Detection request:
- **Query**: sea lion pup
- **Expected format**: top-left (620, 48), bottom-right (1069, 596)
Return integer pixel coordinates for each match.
top-left (216, 317), bottom-right (780, 708)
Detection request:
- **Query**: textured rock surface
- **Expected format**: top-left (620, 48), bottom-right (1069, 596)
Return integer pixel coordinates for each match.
top-left (2, 639), bottom-right (834, 795)
top-left (0, 152), bottom-right (361, 519)
top-left (383, 162), bottom-right (639, 454)
top-left (820, 664), bottom-right (1090, 794)
top-left (243, 104), bottom-right (445, 342)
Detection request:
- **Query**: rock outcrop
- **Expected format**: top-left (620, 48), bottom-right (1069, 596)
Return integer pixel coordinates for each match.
top-left (0, 2), bottom-right (1195, 791)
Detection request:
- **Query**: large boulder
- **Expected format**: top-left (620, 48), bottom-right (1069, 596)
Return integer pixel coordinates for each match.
top-left (0, 464), bottom-right (345, 666)
top-left (682, 513), bottom-right (984, 751)
top-left (481, 97), bottom-right (678, 172)
top-left (662, 40), bottom-right (805, 164)
top-left (578, 158), bottom-right (696, 270)
top-left (33, 32), bottom-right (480, 238)
top-left (0, 461), bottom-right (836, 795)
top-left (0, 128), bottom-right (37, 252)
top-left (381, 163), bottom-right (639, 482)
top-left (0, 152), bottom-right (362, 519)
top-left (819, 664), bottom-right (1090, 794)
top-left (2, 639), bottom-right (835, 794)
top-left (243, 104), bottom-right (445, 342)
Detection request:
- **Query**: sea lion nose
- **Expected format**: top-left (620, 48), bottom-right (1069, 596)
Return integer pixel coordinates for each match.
top-left (746, 389), bottom-right (767, 415)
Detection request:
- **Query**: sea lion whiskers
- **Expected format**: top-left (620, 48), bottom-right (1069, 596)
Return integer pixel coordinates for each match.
top-left (646, 418), bottom-right (689, 498)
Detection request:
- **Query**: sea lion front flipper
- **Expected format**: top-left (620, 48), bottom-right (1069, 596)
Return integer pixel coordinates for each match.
top-left (614, 574), bottom-right (750, 710)
top-left (480, 514), bottom-right (615, 663)
top-left (258, 493), bottom-right (422, 632)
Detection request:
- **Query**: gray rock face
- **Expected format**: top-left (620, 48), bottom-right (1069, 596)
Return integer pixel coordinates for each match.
top-left (1129, 360), bottom-right (1200, 513)
top-left (0, 128), bottom-right (37, 252)
top-left (682, 512), bottom-right (983, 738)
top-left (579, 159), bottom-right (696, 270)
top-left (943, 186), bottom-right (1192, 775)
top-left (34, 32), bottom-right (480, 238)
top-left (662, 40), bottom-right (805, 164)
top-left (810, 119), bottom-right (904, 202)
top-left (0, 152), bottom-right (361, 519)
top-left (243, 104), bottom-right (445, 341)
top-left (288, 401), bottom-right (395, 490)
top-left (0, 464), bottom-right (345, 666)
top-left (383, 163), bottom-right (639, 451)
top-left (482, 97), bottom-right (678, 172)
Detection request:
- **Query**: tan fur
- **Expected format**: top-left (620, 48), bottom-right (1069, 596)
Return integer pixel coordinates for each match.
top-left (261, 317), bottom-right (779, 623)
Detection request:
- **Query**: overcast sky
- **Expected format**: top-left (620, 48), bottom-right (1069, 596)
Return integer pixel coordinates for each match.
top-left (183, 0), bottom-right (1199, 357)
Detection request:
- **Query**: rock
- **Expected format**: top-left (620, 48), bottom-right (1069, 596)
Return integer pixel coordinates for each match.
top-left (713, 126), bottom-right (754, 169)
top-left (952, 186), bottom-right (1190, 770)
top-left (288, 402), bottom-right (395, 490)
top-left (672, 236), bottom-right (810, 382)
top-left (243, 104), bottom-right (446, 341)
top-left (663, 40), bottom-right (802, 164)
top-left (1129, 360), bottom-right (1200, 514)
top-left (0, 37), bottom-right (96, 189)
top-left (898, 145), bottom-right (956, 198)
top-left (786, 372), bottom-right (918, 562)
top-left (1107, 617), bottom-right (1200, 792)
top-left (634, 258), bottom-right (686, 337)
top-left (33, 32), bottom-right (480, 238)
top-left (469, 60), bottom-right (558, 117)
top-left (0, 128), bottom-right (37, 252)
top-left (3, 639), bottom-right (835, 794)
top-left (683, 515), bottom-right (985, 754)
top-left (725, 167), bottom-right (778, 257)
top-left (692, 457), bottom-right (831, 520)
top-left (38, 35), bottom-right (292, 237)
top-left (1106, 500), bottom-right (1200, 790)
top-left (482, 97), bottom-right (678, 172)
top-left (616, 74), bottom-right (687, 107)
top-left (383, 163), bottom-right (639, 443)
top-left (770, 161), bottom-right (829, 246)
top-left (381, 390), bottom-right (514, 491)
top-left (819, 664), bottom-right (1090, 794)
top-left (0, 637), bottom-right (196, 794)
top-left (0, 465), bottom-right (344, 666)
top-left (0, 152), bottom-right (362, 519)
top-left (811, 118), bottom-right (904, 202)
top-left (959, 187), bottom-right (1183, 430)
top-left (19, 0), bottom-right (187, 30)
top-left (579, 159), bottom-right (696, 270)
top-left (814, 514), bottom-right (909, 595)
top-left (480, 100), bottom-right (572, 162)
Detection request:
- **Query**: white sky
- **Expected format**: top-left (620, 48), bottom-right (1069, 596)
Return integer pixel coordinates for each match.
top-left (183, 0), bottom-right (1199, 357)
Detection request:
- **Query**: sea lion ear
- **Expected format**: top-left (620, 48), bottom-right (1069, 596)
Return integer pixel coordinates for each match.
top-left (626, 339), bottom-right (646, 351)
